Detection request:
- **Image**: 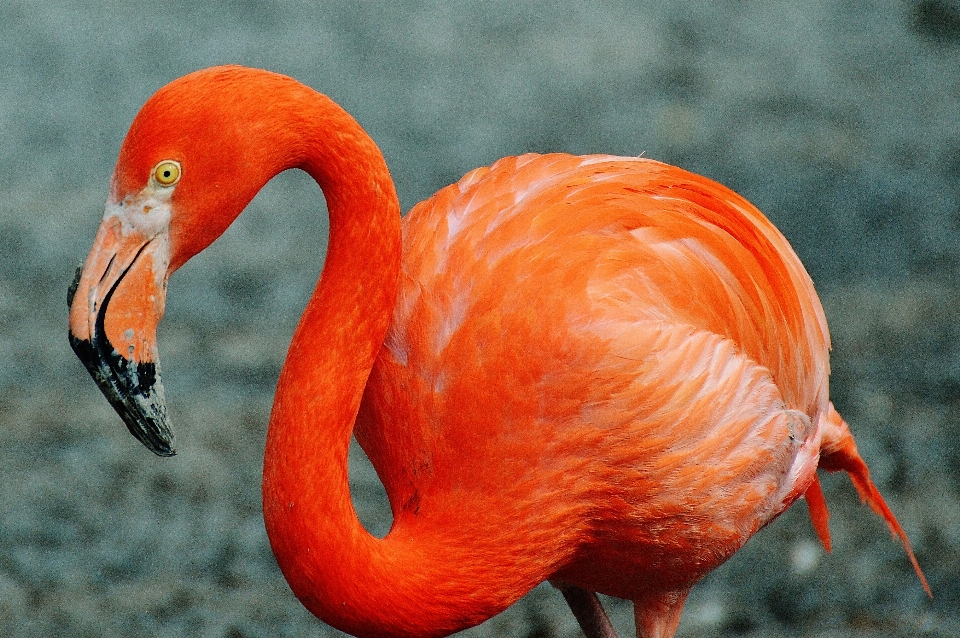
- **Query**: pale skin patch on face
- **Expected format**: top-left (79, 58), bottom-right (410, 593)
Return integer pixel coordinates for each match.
top-left (69, 161), bottom-right (179, 350)
top-left (104, 160), bottom-right (180, 290)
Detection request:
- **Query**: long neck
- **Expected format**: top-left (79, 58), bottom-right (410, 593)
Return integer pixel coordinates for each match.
top-left (259, 91), bottom-right (484, 637)
top-left (253, 76), bottom-right (561, 637)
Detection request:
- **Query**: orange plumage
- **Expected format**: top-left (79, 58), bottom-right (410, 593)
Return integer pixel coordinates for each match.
top-left (67, 66), bottom-right (927, 638)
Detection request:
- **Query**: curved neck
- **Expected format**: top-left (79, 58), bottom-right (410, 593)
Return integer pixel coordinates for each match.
top-left (259, 87), bottom-right (504, 636)
top-left (258, 91), bottom-right (405, 625)
top-left (251, 76), bottom-right (549, 637)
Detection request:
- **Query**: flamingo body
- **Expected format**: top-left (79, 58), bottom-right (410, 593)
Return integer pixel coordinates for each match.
top-left (360, 153), bottom-right (826, 594)
top-left (67, 66), bottom-right (926, 638)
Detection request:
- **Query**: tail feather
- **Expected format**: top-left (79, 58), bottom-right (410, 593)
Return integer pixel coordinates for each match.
top-left (815, 403), bottom-right (931, 597)
top-left (804, 474), bottom-right (832, 553)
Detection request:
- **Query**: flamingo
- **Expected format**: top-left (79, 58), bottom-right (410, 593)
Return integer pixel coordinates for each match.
top-left (67, 66), bottom-right (928, 638)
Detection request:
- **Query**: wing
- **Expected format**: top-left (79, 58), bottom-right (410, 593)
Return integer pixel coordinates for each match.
top-left (356, 154), bottom-right (831, 583)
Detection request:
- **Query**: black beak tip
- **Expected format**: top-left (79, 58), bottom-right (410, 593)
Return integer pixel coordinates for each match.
top-left (135, 427), bottom-right (177, 457)
top-left (69, 331), bottom-right (177, 458)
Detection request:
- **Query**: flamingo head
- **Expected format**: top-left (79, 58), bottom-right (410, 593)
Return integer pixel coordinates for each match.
top-left (68, 66), bottom-right (305, 456)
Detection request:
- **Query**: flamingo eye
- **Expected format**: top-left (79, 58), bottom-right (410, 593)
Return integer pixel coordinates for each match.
top-left (152, 160), bottom-right (181, 187)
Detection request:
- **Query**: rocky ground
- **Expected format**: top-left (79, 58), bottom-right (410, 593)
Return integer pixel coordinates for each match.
top-left (2, 1), bottom-right (959, 636)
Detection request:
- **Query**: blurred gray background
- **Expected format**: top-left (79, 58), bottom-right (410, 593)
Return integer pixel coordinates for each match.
top-left (2, 0), bottom-right (959, 636)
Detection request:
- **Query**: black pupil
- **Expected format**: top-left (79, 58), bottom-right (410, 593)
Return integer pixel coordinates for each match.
top-left (163, 170), bottom-right (171, 178)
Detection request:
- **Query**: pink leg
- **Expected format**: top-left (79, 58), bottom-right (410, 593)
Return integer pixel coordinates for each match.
top-left (550, 580), bottom-right (620, 638)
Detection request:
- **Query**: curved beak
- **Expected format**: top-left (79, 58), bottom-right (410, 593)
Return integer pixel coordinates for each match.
top-left (68, 206), bottom-right (175, 456)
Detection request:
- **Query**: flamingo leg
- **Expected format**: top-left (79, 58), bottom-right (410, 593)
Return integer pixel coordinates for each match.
top-left (550, 580), bottom-right (621, 638)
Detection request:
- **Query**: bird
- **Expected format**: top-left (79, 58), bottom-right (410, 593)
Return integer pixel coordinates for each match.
top-left (67, 65), bottom-right (928, 638)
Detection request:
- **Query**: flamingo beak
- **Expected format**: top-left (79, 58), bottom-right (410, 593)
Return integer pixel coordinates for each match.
top-left (68, 203), bottom-right (175, 456)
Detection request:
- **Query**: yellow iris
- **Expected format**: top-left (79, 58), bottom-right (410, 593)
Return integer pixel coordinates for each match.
top-left (153, 160), bottom-right (181, 186)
